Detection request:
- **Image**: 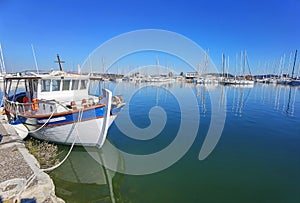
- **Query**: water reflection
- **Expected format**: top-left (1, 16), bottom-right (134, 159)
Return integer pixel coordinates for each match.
top-left (229, 85), bottom-right (252, 117)
top-left (254, 84), bottom-right (299, 117)
top-left (194, 84), bottom-right (253, 117)
top-left (50, 139), bottom-right (126, 203)
top-left (46, 81), bottom-right (299, 203)
top-left (194, 83), bottom-right (299, 117)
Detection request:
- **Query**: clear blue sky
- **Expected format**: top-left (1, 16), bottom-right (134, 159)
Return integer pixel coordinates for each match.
top-left (0, 0), bottom-right (299, 75)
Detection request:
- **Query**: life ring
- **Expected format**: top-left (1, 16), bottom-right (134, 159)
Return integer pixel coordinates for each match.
top-left (32, 99), bottom-right (39, 111)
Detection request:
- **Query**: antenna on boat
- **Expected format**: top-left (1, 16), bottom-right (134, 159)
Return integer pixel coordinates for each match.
top-left (31, 44), bottom-right (40, 74)
top-left (0, 43), bottom-right (6, 73)
top-left (55, 54), bottom-right (65, 71)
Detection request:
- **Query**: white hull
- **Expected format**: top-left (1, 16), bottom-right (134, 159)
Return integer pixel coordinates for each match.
top-left (29, 115), bottom-right (117, 147)
top-left (11, 123), bottom-right (29, 139)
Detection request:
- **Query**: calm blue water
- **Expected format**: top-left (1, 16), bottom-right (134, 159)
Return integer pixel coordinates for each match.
top-left (27, 82), bottom-right (300, 202)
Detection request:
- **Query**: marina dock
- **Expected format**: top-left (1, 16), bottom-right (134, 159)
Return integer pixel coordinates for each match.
top-left (0, 116), bottom-right (63, 203)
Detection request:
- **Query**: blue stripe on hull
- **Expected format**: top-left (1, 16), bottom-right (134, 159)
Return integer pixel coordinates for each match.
top-left (19, 106), bottom-right (105, 126)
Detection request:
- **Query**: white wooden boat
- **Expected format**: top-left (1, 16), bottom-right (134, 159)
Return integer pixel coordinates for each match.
top-left (2, 70), bottom-right (125, 147)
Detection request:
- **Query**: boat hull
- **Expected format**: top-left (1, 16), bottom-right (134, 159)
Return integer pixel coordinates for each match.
top-left (28, 115), bottom-right (117, 147)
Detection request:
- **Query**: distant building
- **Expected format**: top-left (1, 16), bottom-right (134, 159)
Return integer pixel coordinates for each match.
top-left (185, 72), bottom-right (198, 79)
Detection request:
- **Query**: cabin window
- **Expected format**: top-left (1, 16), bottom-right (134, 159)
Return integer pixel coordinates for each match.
top-left (52, 80), bottom-right (61, 91)
top-left (41, 80), bottom-right (51, 92)
top-left (80, 80), bottom-right (87, 89)
top-left (71, 80), bottom-right (79, 90)
top-left (31, 79), bottom-right (38, 92)
top-left (62, 80), bottom-right (71, 91)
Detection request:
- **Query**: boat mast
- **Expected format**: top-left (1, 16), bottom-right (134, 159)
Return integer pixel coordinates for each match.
top-left (0, 43), bottom-right (6, 73)
top-left (291, 49), bottom-right (298, 79)
top-left (240, 51), bottom-right (243, 77)
top-left (227, 55), bottom-right (229, 78)
top-left (55, 54), bottom-right (64, 71)
top-left (156, 55), bottom-right (160, 76)
top-left (235, 53), bottom-right (238, 79)
top-left (222, 53), bottom-right (225, 78)
top-left (101, 57), bottom-right (106, 74)
top-left (31, 44), bottom-right (40, 74)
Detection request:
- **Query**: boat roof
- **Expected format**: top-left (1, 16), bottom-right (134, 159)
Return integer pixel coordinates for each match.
top-left (4, 71), bottom-right (90, 80)
top-left (4, 75), bottom-right (42, 80)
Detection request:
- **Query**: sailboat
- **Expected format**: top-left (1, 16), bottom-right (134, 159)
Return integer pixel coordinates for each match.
top-left (237, 51), bottom-right (254, 86)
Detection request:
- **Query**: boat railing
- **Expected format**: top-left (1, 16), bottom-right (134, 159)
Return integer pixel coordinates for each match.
top-left (3, 97), bottom-right (57, 116)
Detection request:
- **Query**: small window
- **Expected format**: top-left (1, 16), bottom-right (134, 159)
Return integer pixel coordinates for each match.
top-left (41, 80), bottom-right (51, 92)
top-left (52, 80), bottom-right (61, 91)
top-left (71, 80), bottom-right (79, 90)
top-left (80, 80), bottom-right (87, 89)
top-left (62, 80), bottom-right (71, 91)
top-left (32, 80), bottom-right (38, 92)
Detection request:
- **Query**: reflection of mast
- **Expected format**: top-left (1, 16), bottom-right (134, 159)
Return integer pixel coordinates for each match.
top-left (260, 84), bottom-right (265, 104)
top-left (235, 88), bottom-right (241, 115)
top-left (282, 86), bottom-right (287, 112)
top-left (232, 87), bottom-right (252, 117)
top-left (99, 152), bottom-right (116, 203)
top-left (239, 88), bottom-right (245, 116)
top-left (202, 86), bottom-right (206, 115)
top-left (195, 85), bottom-right (206, 116)
top-left (274, 85), bottom-right (281, 110)
top-left (156, 87), bottom-right (158, 106)
top-left (286, 86), bottom-right (292, 115)
top-left (232, 87), bottom-right (236, 112)
top-left (291, 87), bottom-right (297, 116)
top-left (219, 85), bottom-right (226, 109)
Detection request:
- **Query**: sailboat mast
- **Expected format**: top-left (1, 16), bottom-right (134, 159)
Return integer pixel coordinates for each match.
top-left (156, 55), bottom-right (160, 76)
top-left (227, 56), bottom-right (230, 78)
top-left (291, 49), bottom-right (298, 78)
top-left (31, 44), bottom-right (39, 74)
top-left (235, 53), bottom-right (238, 79)
top-left (243, 50), bottom-right (246, 79)
top-left (0, 43), bottom-right (6, 73)
top-left (222, 53), bottom-right (225, 78)
top-left (240, 51), bottom-right (243, 77)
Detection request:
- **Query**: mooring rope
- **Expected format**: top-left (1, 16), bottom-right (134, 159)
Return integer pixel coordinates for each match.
top-left (13, 107), bottom-right (84, 201)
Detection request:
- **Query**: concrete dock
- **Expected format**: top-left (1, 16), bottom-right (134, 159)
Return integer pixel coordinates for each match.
top-left (0, 117), bottom-right (64, 203)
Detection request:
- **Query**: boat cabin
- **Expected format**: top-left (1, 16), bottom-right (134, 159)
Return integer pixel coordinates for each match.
top-left (3, 72), bottom-right (102, 116)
